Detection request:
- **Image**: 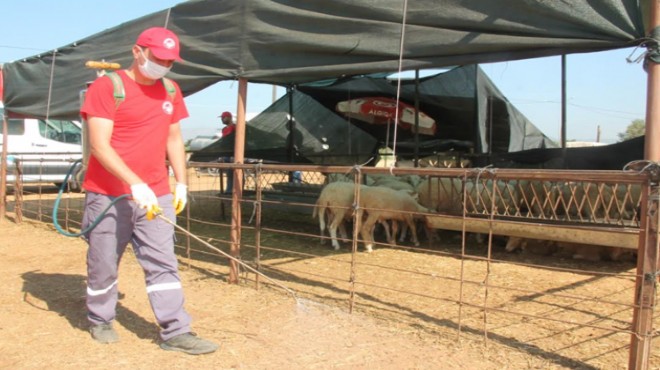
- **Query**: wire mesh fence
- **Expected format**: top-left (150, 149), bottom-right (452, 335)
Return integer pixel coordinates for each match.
top-left (2, 161), bottom-right (659, 369)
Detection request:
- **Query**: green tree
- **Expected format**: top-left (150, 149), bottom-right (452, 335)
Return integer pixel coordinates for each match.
top-left (618, 119), bottom-right (645, 142)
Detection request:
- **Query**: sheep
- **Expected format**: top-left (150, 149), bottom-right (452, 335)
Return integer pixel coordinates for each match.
top-left (416, 177), bottom-right (464, 214)
top-left (505, 236), bottom-right (558, 255)
top-left (513, 180), bottom-right (559, 218)
top-left (549, 182), bottom-right (642, 224)
top-left (371, 177), bottom-right (417, 196)
top-left (465, 179), bottom-right (520, 216)
top-left (313, 182), bottom-right (361, 250)
top-left (505, 237), bottom-right (636, 262)
top-left (554, 242), bottom-right (636, 262)
top-left (313, 182), bottom-right (392, 250)
top-left (357, 186), bottom-right (431, 253)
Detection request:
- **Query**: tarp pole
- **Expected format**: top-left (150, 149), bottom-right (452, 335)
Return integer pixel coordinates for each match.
top-left (228, 77), bottom-right (247, 284)
top-left (414, 69), bottom-right (420, 167)
top-left (561, 55), bottom-right (568, 169)
top-left (287, 86), bottom-right (296, 181)
top-left (561, 54), bottom-right (567, 149)
top-left (629, 0), bottom-right (660, 367)
top-left (0, 65), bottom-right (5, 222)
top-left (0, 105), bottom-right (7, 222)
top-left (287, 86), bottom-right (294, 164)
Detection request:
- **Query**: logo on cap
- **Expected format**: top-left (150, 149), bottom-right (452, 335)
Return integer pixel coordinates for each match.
top-left (163, 38), bottom-right (176, 50)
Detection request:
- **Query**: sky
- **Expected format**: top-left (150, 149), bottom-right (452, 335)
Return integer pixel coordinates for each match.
top-left (0, 0), bottom-right (648, 144)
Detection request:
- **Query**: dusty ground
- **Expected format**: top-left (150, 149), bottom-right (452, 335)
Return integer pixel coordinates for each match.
top-left (1, 218), bottom-right (509, 370)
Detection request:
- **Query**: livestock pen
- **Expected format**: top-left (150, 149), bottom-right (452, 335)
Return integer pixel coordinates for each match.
top-left (2, 161), bottom-right (659, 369)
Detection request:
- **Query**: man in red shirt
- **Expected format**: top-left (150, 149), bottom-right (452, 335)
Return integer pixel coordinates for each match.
top-left (219, 111), bottom-right (235, 193)
top-left (80, 27), bottom-right (217, 355)
top-left (220, 111), bottom-right (235, 137)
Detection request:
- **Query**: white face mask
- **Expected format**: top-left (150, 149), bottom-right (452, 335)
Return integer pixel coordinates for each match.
top-left (138, 49), bottom-right (171, 80)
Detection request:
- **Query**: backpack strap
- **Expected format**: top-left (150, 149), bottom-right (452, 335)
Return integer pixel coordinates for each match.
top-left (105, 71), bottom-right (125, 108)
top-left (105, 72), bottom-right (176, 109)
top-left (161, 77), bottom-right (177, 101)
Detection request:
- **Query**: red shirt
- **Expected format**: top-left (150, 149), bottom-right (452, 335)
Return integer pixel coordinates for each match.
top-left (80, 70), bottom-right (189, 196)
top-left (222, 124), bottom-right (236, 137)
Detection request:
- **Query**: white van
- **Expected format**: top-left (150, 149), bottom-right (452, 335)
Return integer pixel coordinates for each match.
top-left (1, 105), bottom-right (83, 188)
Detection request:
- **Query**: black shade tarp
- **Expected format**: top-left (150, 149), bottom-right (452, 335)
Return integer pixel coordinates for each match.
top-left (1, 0), bottom-right (648, 120)
top-left (486, 135), bottom-right (645, 170)
top-left (189, 90), bottom-right (378, 165)
top-left (297, 65), bottom-right (557, 154)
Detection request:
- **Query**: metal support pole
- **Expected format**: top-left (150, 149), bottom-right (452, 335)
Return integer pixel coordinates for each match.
top-left (414, 69), bottom-right (420, 167)
top-left (228, 78), bottom-right (248, 284)
top-left (561, 55), bottom-right (567, 149)
top-left (629, 1), bottom-right (660, 367)
top-left (0, 109), bottom-right (7, 222)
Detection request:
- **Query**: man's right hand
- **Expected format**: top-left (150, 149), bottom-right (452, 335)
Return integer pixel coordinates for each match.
top-left (130, 183), bottom-right (159, 210)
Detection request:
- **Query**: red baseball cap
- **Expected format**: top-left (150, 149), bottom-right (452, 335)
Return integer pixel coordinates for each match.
top-left (136, 27), bottom-right (181, 61)
top-left (220, 111), bottom-right (232, 118)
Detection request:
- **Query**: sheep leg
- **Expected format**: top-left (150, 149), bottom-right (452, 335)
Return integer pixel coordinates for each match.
top-left (399, 221), bottom-right (407, 242)
top-left (360, 214), bottom-right (378, 253)
top-left (318, 206), bottom-right (327, 245)
top-left (390, 220), bottom-right (399, 245)
top-left (404, 215), bottom-right (419, 246)
top-left (338, 221), bottom-right (348, 241)
top-left (328, 210), bottom-right (346, 250)
top-left (378, 220), bottom-right (392, 243)
top-left (505, 236), bottom-right (524, 252)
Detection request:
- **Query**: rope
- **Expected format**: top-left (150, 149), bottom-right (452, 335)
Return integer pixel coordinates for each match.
top-left (623, 160), bottom-right (660, 174)
top-left (163, 8), bottom-right (172, 28)
top-left (626, 28), bottom-right (660, 71)
top-left (388, 0), bottom-right (410, 172)
top-left (52, 160), bottom-right (129, 237)
top-left (469, 165), bottom-right (496, 208)
top-left (45, 50), bottom-right (57, 121)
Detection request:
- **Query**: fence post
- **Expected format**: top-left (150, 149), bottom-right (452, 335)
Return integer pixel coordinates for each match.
top-left (629, 0), bottom-right (660, 363)
top-left (228, 77), bottom-right (248, 284)
top-left (0, 112), bottom-right (7, 221)
top-left (629, 170), bottom-right (660, 370)
top-left (14, 158), bottom-right (23, 223)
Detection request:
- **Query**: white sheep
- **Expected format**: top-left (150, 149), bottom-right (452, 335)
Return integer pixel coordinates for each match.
top-left (313, 182), bottom-right (391, 250)
top-left (313, 182), bottom-right (359, 250)
top-left (416, 177), bottom-right (464, 213)
top-left (357, 186), bottom-right (431, 253)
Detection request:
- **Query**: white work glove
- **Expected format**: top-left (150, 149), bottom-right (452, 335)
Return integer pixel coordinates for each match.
top-left (173, 183), bottom-right (188, 215)
top-left (130, 183), bottom-right (159, 212)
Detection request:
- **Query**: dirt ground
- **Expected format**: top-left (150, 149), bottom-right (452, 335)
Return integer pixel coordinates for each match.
top-left (1, 218), bottom-right (512, 370)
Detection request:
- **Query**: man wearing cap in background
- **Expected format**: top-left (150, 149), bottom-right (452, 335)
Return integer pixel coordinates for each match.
top-left (219, 111), bottom-right (235, 194)
top-left (80, 26), bottom-right (218, 355)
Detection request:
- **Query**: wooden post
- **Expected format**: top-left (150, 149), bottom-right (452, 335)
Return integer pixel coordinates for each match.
top-left (14, 159), bottom-right (22, 223)
top-left (0, 110), bottom-right (7, 222)
top-left (629, 1), bottom-right (660, 368)
top-left (228, 78), bottom-right (247, 284)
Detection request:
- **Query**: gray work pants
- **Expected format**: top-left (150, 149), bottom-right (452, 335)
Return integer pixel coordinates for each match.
top-left (82, 191), bottom-right (192, 340)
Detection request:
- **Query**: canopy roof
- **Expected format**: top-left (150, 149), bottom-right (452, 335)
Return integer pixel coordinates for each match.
top-left (0, 0), bottom-right (649, 120)
top-left (297, 65), bottom-right (557, 154)
top-left (192, 65), bottom-right (556, 165)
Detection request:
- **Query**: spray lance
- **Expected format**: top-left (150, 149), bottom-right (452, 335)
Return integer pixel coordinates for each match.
top-left (147, 206), bottom-right (299, 301)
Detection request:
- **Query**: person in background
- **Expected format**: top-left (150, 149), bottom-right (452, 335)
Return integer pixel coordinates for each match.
top-left (219, 111), bottom-right (235, 194)
top-left (80, 26), bottom-right (218, 355)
